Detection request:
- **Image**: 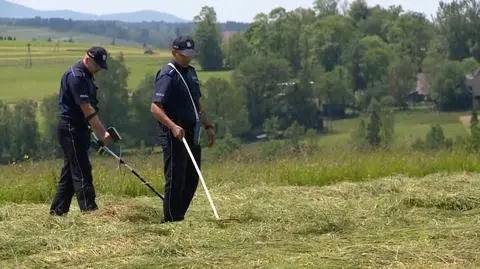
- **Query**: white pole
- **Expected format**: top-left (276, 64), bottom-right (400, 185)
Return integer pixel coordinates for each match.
top-left (182, 138), bottom-right (220, 220)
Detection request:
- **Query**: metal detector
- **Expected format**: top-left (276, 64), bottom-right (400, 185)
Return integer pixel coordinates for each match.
top-left (91, 127), bottom-right (165, 200)
top-left (91, 128), bottom-right (220, 220)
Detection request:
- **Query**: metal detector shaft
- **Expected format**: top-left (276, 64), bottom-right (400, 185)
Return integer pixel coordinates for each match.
top-left (102, 146), bottom-right (164, 200)
top-left (182, 138), bottom-right (220, 220)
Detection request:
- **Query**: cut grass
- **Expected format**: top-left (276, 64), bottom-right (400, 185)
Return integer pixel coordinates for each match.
top-left (1, 173), bottom-right (480, 268)
top-left (0, 103), bottom-right (478, 267)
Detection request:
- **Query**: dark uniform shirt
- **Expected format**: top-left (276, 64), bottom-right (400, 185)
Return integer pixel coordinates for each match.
top-left (153, 60), bottom-right (202, 129)
top-left (59, 61), bottom-right (99, 129)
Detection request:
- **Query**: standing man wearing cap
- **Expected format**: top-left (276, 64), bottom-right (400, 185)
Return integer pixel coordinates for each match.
top-left (151, 36), bottom-right (216, 223)
top-left (50, 46), bottom-right (113, 216)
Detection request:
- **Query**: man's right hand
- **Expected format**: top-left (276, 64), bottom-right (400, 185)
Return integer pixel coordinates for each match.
top-left (170, 124), bottom-right (185, 140)
top-left (102, 131), bottom-right (114, 144)
top-left (150, 103), bottom-right (184, 140)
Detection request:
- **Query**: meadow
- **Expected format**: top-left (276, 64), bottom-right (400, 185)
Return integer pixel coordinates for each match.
top-left (2, 106), bottom-right (480, 267)
top-left (3, 39), bottom-right (480, 268)
top-left (0, 40), bottom-right (232, 102)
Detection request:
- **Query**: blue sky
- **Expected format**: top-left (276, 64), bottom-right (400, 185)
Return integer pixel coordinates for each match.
top-left (9, 0), bottom-right (448, 22)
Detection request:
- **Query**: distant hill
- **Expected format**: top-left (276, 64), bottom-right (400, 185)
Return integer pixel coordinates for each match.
top-left (0, 0), bottom-right (188, 23)
top-left (98, 10), bottom-right (188, 23)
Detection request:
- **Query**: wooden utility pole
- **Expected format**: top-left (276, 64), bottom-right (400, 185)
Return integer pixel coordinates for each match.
top-left (53, 41), bottom-right (60, 52)
top-left (26, 43), bottom-right (32, 68)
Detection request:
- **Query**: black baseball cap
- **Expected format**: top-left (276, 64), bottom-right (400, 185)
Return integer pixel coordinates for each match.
top-left (172, 36), bottom-right (197, 57)
top-left (87, 46), bottom-right (108, 70)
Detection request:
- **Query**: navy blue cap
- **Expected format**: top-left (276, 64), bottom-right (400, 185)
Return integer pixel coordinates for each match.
top-left (172, 36), bottom-right (197, 57)
top-left (87, 46), bottom-right (108, 70)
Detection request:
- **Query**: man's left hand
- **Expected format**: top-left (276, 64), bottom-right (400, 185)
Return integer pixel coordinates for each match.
top-left (206, 127), bottom-right (215, 146)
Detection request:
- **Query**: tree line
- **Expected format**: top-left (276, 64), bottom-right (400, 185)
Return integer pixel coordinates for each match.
top-left (3, 0), bottom-right (480, 163)
top-left (192, 0), bottom-right (480, 135)
top-left (226, 0), bottom-right (480, 112)
top-left (0, 36), bottom-right (16, 40)
top-left (0, 17), bottom-right (248, 48)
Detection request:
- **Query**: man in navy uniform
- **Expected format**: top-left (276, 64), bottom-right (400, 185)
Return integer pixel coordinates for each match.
top-left (50, 46), bottom-right (113, 216)
top-left (151, 36), bottom-right (216, 223)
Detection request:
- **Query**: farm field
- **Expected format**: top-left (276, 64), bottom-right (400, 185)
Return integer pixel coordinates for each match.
top-left (0, 40), bottom-right (232, 102)
top-left (2, 107), bottom-right (480, 267)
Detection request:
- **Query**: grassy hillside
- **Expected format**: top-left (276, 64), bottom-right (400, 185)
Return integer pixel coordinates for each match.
top-left (1, 106), bottom-right (480, 267)
top-left (0, 109), bottom-right (474, 203)
top-left (0, 40), bottom-right (232, 102)
top-left (321, 109), bottom-right (469, 147)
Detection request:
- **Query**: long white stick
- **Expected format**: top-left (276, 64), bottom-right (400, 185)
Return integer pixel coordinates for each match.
top-left (182, 138), bottom-right (220, 220)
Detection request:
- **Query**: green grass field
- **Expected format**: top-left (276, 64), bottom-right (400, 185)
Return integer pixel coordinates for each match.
top-left (0, 40), bottom-right (232, 102)
top-left (2, 108), bottom-right (480, 267)
top-left (321, 109), bottom-right (470, 147)
top-left (3, 37), bottom-right (480, 267)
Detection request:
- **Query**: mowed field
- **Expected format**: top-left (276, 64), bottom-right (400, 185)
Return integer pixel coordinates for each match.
top-left (5, 34), bottom-right (480, 268)
top-left (0, 40), bottom-right (232, 102)
top-left (2, 108), bottom-right (480, 267)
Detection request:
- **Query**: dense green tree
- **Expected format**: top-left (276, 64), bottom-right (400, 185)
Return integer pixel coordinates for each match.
top-left (95, 53), bottom-right (130, 133)
top-left (10, 100), bottom-right (39, 160)
top-left (232, 56), bottom-right (292, 133)
top-left (129, 73), bottom-right (159, 148)
top-left (193, 6), bottom-right (224, 71)
top-left (223, 33), bottom-right (251, 69)
top-left (203, 78), bottom-right (250, 138)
